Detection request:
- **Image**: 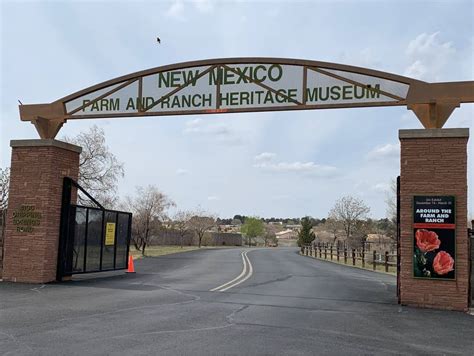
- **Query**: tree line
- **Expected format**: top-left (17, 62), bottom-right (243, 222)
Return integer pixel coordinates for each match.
top-left (219, 215), bottom-right (327, 226)
top-left (2, 126), bottom-right (471, 257)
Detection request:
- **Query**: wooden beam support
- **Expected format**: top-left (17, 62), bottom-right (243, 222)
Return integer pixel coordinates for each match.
top-left (408, 102), bottom-right (460, 129)
top-left (31, 117), bottom-right (66, 139)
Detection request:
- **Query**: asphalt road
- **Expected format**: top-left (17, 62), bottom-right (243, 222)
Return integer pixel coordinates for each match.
top-left (1, 247), bottom-right (473, 355)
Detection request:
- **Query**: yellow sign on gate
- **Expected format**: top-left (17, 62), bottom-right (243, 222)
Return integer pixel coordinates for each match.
top-left (105, 222), bottom-right (116, 246)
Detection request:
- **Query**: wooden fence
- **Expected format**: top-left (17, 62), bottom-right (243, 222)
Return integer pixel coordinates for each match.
top-left (302, 243), bottom-right (397, 273)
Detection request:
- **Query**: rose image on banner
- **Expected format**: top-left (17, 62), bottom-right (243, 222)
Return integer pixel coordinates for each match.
top-left (433, 251), bottom-right (454, 276)
top-left (413, 195), bottom-right (456, 280)
top-left (415, 229), bottom-right (440, 253)
top-left (413, 228), bottom-right (455, 279)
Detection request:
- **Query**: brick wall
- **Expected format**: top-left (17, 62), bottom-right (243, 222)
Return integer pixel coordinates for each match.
top-left (2, 140), bottom-right (80, 283)
top-left (399, 129), bottom-right (469, 311)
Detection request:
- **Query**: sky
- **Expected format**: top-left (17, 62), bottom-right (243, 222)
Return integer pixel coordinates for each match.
top-left (1, 0), bottom-right (473, 219)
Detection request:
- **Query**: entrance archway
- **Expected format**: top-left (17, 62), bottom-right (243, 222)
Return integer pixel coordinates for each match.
top-left (4, 58), bottom-right (473, 311)
top-left (18, 58), bottom-right (474, 137)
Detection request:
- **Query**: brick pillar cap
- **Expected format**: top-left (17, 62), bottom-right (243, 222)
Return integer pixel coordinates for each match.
top-left (10, 139), bottom-right (82, 153)
top-left (399, 128), bottom-right (469, 139)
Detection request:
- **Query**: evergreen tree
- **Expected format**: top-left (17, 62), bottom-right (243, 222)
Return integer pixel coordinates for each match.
top-left (297, 216), bottom-right (316, 247)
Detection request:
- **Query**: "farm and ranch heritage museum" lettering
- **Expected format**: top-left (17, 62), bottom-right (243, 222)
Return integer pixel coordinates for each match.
top-left (62, 61), bottom-right (407, 117)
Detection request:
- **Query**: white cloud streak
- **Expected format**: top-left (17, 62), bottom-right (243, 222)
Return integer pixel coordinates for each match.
top-left (404, 32), bottom-right (456, 81)
top-left (254, 152), bottom-right (276, 162)
top-left (183, 118), bottom-right (244, 145)
top-left (253, 153), bottom-right (337, 177)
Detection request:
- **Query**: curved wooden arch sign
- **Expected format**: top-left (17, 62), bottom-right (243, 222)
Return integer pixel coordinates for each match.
top-left (19, 58), bottom-right (474, 139)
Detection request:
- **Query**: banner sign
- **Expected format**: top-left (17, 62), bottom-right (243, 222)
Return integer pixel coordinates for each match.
top-left (413, 196), bottom-right (455, 280)
top-left (63, 62), bottom-right (409, 118)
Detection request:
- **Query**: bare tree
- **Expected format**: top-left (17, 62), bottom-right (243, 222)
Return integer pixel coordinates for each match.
top-left (323, 218), bottom-right (343, 244)
top-left (0, 167), bottom-right (9, 211)
top-left (384, 178), bottom-right (398, 240)
top-left (173, 210), bottom-right (193, 248)
top-left (385, 179), bottom-right (397, 222)
top-left (329, 196), bottom-right (370, 247)
top-left (64, 125), bottom-right (124, 207)
top-left (126, 185), bottom-right (175, 255)
top-left (263, 223), bottom-right (278, 247)
top-left (187, 210), bottom-right (216, 248)
top-left (0, 167), bottom-right (10, 263)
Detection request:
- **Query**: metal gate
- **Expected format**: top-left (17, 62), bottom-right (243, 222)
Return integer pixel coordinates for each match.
top-left (56, 177), bottom-right (132, 281)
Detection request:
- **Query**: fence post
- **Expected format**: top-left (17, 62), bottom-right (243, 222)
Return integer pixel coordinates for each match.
top-left (344, 248), bottom-right (347, 264)
top-left (324, 245), bottom-right (327, 259)
top-left (330, 245), bottom-right (333, 260)
top-left (385, 251), bottom-right (389, 272)
top-left (336, 246), bottom-right (340, 262)
top-left (352, 249), bottom-right (356, 266)
top-left (373, 250), bottom-right (376, 270)
top-left (362, 247), bottom-right (365, 268)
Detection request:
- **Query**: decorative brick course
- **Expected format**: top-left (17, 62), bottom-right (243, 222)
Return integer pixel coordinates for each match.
top-left (2, 140), bottom-right (80, 283)
top-left (399, 129), bottom-right (469, 311)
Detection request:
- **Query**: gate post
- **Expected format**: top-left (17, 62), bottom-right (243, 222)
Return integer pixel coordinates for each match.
top-left (399, 128), bottom-right (469, 311)
top-left (2, 140), bottom-right (81, 283)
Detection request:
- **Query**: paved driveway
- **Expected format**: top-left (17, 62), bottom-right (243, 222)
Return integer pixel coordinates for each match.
top-left (1, 247), bottom-right (473, 355)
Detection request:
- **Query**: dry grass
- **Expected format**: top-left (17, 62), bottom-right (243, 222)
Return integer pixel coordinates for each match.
top-left (130, 246), bottom-right (201, 259)
top-left (129, 245), bottom-right (241, 259)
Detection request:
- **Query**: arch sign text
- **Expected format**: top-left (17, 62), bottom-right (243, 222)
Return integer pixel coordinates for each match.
top-left (18, 58), bottom-right (474, 139)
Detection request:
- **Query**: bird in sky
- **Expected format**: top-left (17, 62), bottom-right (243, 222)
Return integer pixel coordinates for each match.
top-left (157, 37), bottom-right (161, 44)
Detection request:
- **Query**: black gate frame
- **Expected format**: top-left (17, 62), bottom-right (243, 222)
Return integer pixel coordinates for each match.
top-left (57, 177), bottom-right (132, 281)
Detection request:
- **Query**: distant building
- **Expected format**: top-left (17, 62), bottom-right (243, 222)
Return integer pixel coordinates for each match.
top-left (218, 224), bottom-right (241, 233)
top-left (276, 229), bottom-right (298, 240)
top-left (268, 221), bottom-right (283, 225)
top-left (284, 224), bottom-right (301, 231)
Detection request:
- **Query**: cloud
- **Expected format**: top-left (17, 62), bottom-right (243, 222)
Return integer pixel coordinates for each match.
top-left (176, 168), bottom-right (189, 176)
top-left (207, 196), bottom-right (220, 201)
top-left (254, 152), bottom-right (276, 162)
top-left (404, 32), bottom-right (456, 81)
top-left (166, 0), bottom-right (214, 21)
top-left (367, 143), bottom-right (400, 160)
top-left (183, 118), bottom-right (243, 145)
top-left (253, 153), bottom-right (337, 177)
top-left (166, 0), bottom-right (186, 20)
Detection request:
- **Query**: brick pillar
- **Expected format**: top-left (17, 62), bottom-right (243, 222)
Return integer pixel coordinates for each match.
top-left (399, 128), bottom-right (469, 311)
top-left (2, 140), bottom-right (81, 283)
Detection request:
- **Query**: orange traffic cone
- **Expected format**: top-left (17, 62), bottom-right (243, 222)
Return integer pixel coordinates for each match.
top-left (126, 255), bottom-right (135, 273)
